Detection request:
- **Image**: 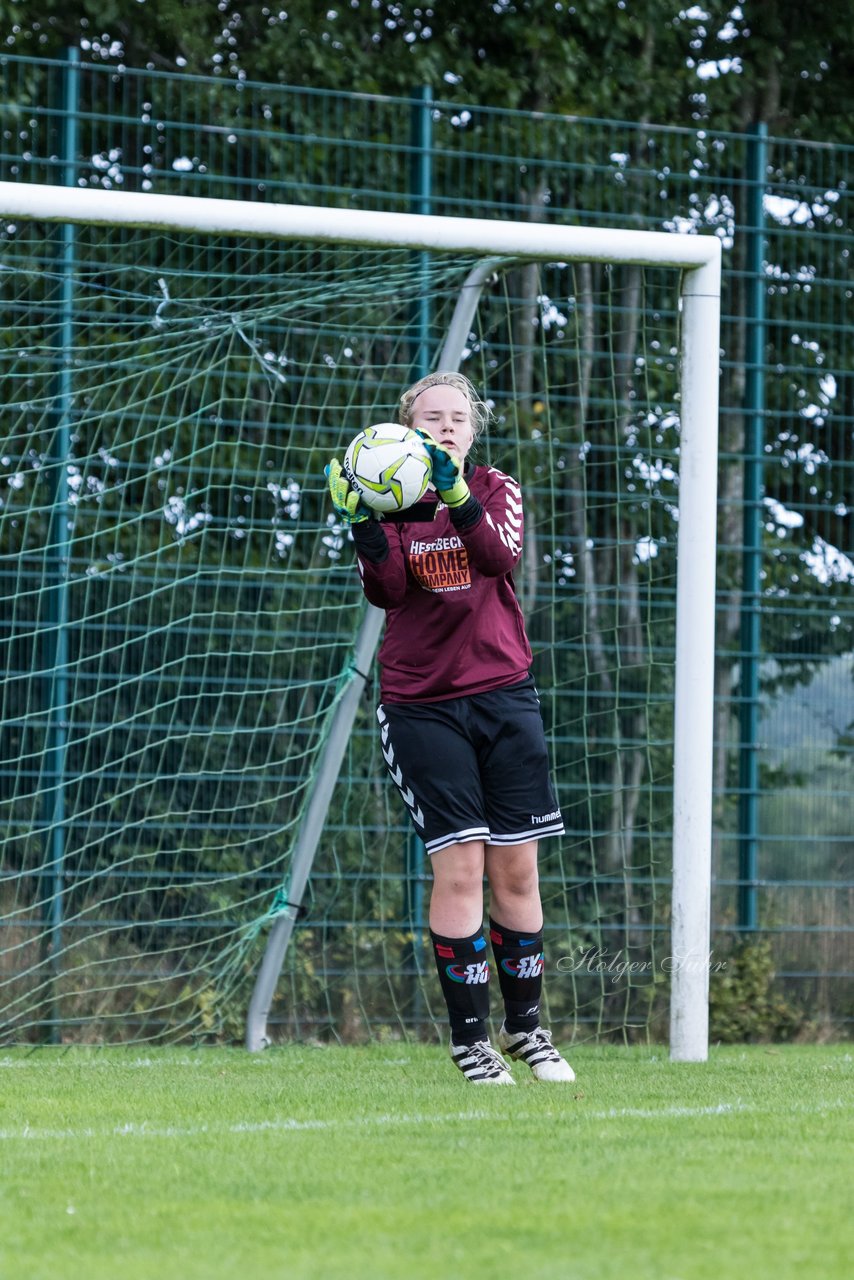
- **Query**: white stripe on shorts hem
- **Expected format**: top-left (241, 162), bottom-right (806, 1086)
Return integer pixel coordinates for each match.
top-left (425, 827), bottom-right (491, 855)
top-left (488, 823), bottom-right (565, 845)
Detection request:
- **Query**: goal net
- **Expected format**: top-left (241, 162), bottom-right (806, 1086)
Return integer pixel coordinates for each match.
top-left (0, 189), bottom-right (719, 1056)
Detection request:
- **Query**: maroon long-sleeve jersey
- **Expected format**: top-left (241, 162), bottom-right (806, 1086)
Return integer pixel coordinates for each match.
top-left (355, 464), bottom-right (532, 702)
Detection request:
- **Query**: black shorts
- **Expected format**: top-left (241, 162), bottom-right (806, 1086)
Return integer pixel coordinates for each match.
top-left (377, 678), bottom-right (564, 856)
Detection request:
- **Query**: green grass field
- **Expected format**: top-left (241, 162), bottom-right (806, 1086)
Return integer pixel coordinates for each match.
top-left (2, 1041), bottom-right (851, 1280)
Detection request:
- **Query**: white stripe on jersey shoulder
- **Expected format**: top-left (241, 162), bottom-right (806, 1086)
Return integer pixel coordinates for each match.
top-left (485, 511), bottom-right (522, 557)
top-left (478, 467), bottom-right (523, 556)
top-left (487, 465), bottom-right (523, 498)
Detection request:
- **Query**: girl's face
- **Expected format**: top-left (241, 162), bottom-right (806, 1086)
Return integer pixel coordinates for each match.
top-left (409, 384), bottom-right (475, 461)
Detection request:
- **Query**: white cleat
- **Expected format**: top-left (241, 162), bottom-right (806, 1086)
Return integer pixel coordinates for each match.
top-left (449, 1038), bottom-right (516, 1084)
top-left (497, 1023), bottom-right (576, 1082)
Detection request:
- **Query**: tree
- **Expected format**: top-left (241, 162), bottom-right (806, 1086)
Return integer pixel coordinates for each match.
top-left (5, 1), bottom-right (854, 137)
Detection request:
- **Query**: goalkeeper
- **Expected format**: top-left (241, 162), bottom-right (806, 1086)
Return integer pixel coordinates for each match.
top-left (326, 371), bottom-right (574, 1085)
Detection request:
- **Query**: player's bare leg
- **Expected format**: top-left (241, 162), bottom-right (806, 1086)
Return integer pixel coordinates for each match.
top-left (428, 840), bottom-right (486, 937)
top-left (484, 840), bottom-right (542, 931)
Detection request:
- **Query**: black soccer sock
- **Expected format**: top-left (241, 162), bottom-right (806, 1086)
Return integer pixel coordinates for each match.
top-left (489, 917), bottom-right (545, 1034)
top-left (430, 927), bottom-right (491, 1046)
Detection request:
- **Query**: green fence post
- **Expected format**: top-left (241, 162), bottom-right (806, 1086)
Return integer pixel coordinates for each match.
top-left (40, 47), bottom-right (79, 1041)
top-left (410, 85), bottom-right (433, 375)
top-left (402, 86), bottom-right (433, 1032)
top-left (737, 121), bottom-right (768, 935)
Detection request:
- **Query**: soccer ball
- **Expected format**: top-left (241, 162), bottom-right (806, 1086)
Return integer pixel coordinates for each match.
top-left (343, 423), bottom-right (432, 514)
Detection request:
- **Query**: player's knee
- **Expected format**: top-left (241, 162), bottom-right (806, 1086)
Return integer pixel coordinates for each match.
top-left (436, 870), bottom-right (482, 903)
top-left (508, 876), bottom-right (539, 904)
top-left (489, 865), bottom-right (539, 904)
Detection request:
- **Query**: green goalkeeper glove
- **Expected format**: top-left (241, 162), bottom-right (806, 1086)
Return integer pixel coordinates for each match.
top-left (415, 431), bottom-right (470, 509)
top-left (325, 458), bottom-right (372, 525)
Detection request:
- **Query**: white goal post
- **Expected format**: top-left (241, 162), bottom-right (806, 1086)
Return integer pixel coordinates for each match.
top-left (0, 180), bottom-right (721, 1062)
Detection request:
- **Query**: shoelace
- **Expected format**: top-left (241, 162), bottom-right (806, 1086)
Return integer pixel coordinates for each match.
top-left (518, 1028), bottom-right (560, 1060)
top-left (458, 1041), bottom-right (506, 1076)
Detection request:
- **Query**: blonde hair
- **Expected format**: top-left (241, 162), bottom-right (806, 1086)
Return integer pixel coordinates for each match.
top-left (398, 371), bottom-right (492, 442)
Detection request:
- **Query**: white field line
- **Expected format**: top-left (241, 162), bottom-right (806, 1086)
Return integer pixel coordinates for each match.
top-left (0, 1055), bottom-right (216, 1069)
top-left (0, 1098), bottom-right (849, 1143)
top-left (0, 1055), bottom-right (447, 1069)
top-left (3, 1053), bottom-right (850, 1070)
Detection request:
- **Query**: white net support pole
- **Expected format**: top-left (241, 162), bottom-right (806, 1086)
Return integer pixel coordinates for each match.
top-left (0, 182), bottom-right (721, 1060)
top-left (245, 601), bottom-right (386, 1051)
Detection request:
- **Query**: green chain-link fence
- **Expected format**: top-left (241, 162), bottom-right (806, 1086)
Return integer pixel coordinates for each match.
top-left (0, 52), bottom-right (851, 1041)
